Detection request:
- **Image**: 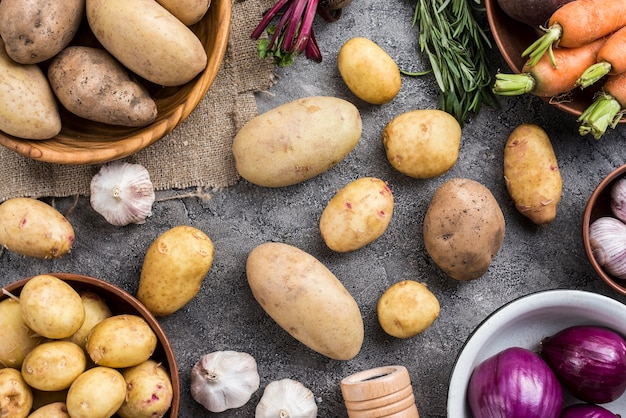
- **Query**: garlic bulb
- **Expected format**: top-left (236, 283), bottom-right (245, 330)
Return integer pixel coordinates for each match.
top-left (611, 176), bottom-right (626, 223)
top-left (589, 216), bottom-right (626, 279)
top-left (190, 350), bottom-right (260, 413)
top-left (90, 161), bottom-right (155, 226)
top-left (255, 378), bottom-right (317, 418)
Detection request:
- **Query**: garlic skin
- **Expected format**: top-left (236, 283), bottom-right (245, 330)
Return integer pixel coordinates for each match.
top-left (255, 378), bottom-right (318, 418)
top-left (190, 350), bottom-right (260, 413)
top-left (90, 161), bottom-right (155, 226)
top-left (611, 177), bottom-right (626, 223)
top-left (589, 216), bottom-right (626, 279)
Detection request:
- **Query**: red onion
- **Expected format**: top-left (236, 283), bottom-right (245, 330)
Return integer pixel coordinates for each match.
top-left (540, 325), bottom-right (626, 404)
top-left (560, 403), bottom-right (620, 418)
top-left (467, 346), bottom-right (563, 418)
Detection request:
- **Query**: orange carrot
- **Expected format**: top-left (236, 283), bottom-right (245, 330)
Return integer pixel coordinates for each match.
top-left (493, 38), bottom-right (606, 97)
top-left (577, 26), bottom-right (626, 88)
top-left (522, 0), bottom-right (626, 67)
top-left (579, 72), bottom-right (626, 139)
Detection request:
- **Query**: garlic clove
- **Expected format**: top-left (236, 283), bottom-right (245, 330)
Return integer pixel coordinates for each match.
top-left (611, 176), bottom-right (626, 223)
top-left (255, 378), bottom-right (318, 418)
top-left (190, 350), bottom-right (260, 413)
top-left (589, 216), bottom-right (626, 279)
top-left (90, 161), bottom-right (155, 226)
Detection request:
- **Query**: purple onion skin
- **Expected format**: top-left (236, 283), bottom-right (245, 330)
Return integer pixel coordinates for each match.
top-left (560, 403), bottom-right (620, 418)
top-left (467, 346), bottom-right (563, 418)
top-left (540, 325), bottom-right (626, 404)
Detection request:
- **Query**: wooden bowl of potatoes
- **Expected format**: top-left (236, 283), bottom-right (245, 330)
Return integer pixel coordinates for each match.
top-left (0, 272), bottom-right (180, 417)
top-left (0, 0), bottom-right (230, 165)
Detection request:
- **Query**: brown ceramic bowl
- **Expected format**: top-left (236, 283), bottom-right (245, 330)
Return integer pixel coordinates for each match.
top-left (485, 0), bottom-right (625, 123)
top-left (0, 272), bottom-right (180, 417)
top-left (583, 164), bottom-right (626, 296)
top-left (0, 0), bottom-right (231, 165)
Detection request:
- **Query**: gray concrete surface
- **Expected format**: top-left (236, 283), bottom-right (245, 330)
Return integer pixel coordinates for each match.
top-left (3, 0), bottom-right (626, 416)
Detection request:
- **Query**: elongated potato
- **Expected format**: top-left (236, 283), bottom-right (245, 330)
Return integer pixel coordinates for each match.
top-left (156, 0), bottom-right (211, 25)
top-left (504, 124), bottom-right (562, 225)
top-left (246, 242), bottom-right (364, 360)
top-left (233, 96), bottom-right (362, 187)
top-left (0, 298), bottom-right (42, 369)
top-left (68, 290), bottom-right (112, 350)
top-left (86, 0), bottom-right (207, 86)
top-left (0, 368), bottom-right (32, 418)
top-left (0, 198), bottom-right (74, 259)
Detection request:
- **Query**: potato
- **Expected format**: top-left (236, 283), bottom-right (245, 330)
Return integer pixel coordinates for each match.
top-left (382, 109), bottom-right (462, 179)
top-left (66, 367), bottom-right (126, 418)
top-left (338, 37), bottom-right (401, 104)
top-left (233, 96), bottom-right (362, 187)
top-left (0, 198), bottom-right (74, 259)
top-left (20, 275), bottom-right (85, 339)
top-left (0, 39), bottom-right (61, 140)
top-left (320, 177), bottom-right (394, 252)
top-left (0, 0), bottom-right (84, 64)
top-left (85, 314), bottom-right (157, 368)
top-left (246, 242), bottom-right (364, 360)
top-left (21, 341), bottom-right (86, 391)
top-left (27, 402), bottom-right (70, 418)
top-left (504, 124), bottom-right (562, 225)
top-left (48, 46), bottom-right (158, 127)
top-left (86, 0), bottom-right (207, 86)
top-left (137, 225), bottom-right (214, 316)
top-left (0, 298), bottom-right (42, 369)
top-left (156, 0), bottom-right (211, 25)
top-left (0, 368), bottom-right (32, 418)
top-left (423, 178), bottom-right (505, 281)
top-left (68, 290), bottom-right (112, 350)
top-left (377, 280), bottom-right (440, 338)
top-left (117, 360), bottom-right (173, 418)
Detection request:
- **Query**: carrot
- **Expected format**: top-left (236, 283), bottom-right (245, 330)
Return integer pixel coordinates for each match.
top-left (493, 37), bottom-right (606, 97)
top-left (522, 0), bottom-right (626, 67)
top-left (577, 26), bottom-right (626, 88)
top-left (578, 72), bottom-right (626, 139)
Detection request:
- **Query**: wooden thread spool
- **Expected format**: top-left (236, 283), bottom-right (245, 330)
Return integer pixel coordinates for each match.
top-left (340, 365), bottom-right (420, 418)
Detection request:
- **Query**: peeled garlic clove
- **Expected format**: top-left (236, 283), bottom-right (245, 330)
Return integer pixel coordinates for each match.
top-left (190, 350), bottom-right (260, 413)
top-left (90, 161), bottom-right (155, 226)
top-left (255, 378), bottom-right (317, 418)
top-left (589, 216), bottom-right (626, 279)
top-left (611, 177), bottom-right (626, 223)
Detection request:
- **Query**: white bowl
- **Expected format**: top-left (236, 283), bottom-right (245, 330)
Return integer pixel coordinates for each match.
top-left (447, 290), bottom-right (626, 417)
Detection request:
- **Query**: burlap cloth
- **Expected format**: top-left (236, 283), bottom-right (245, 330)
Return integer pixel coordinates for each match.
top-left (0, 0), bottom-right (275, 200)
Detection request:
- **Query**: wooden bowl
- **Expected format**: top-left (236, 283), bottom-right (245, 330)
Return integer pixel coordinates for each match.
top-left (0, 272), bottom-right (180, 417)
top-left (0, 0), bottom-right (231, 165)
top-left (485, 0), bottom-right (625, 122)
top-left (583, 164), bottom-right (626, 296)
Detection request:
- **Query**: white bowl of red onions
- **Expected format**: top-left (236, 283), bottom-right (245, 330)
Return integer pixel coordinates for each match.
top-left (447, 290), bottom-right (626, 417)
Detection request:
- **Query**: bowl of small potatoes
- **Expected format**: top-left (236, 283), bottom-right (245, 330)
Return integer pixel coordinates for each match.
top-left (0, 273), bottom-right (179, 417)
top-left (0, 0), bottom-right (230, 165)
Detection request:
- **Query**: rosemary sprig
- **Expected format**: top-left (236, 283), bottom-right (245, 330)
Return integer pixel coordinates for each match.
top-left (409, 0), bottom-right (497, 124)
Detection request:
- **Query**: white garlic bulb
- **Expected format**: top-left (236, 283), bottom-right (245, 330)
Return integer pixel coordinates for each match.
top-left (90, 161), bottom-right (155, 226)
top-left (255, 378), bottom-right (317, 418)
top-left (190, 350), bottom-right (260, 413)
top-left (611, 176), bottom-right (626, 223)
top-left (589, 216), bottom-right (626, 279)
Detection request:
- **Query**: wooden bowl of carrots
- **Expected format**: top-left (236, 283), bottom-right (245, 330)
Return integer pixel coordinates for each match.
top-left (485, 0), bottom-right (626, 139)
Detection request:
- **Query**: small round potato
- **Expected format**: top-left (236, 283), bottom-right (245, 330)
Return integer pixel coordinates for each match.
top-left (0, 298), bottom-right (42, 369)
top-left (27, 402), bottom-right (70, 418)
top-left (66, 367), bottom-right (126, 418)
top-left (383, 109), bottom-right (462, 179)
top-left (21, 341), bottom-right (87, 391)
top-left (338, 37), bottom-right (401, 104)
top-left (0, 367), bottom-right (33, 418)
top-left (85, 314), bottom-right (157, 368)
top-left (68, 290), bottom-right (112, 350)
top-left (320, 177), bottom-right (394, 252)
top-left (117, 360), bottom-right (173, 418)
top-left (20, 274), bottom-right (85, 339)
top-left (377, 280), bottom-right (440, 338)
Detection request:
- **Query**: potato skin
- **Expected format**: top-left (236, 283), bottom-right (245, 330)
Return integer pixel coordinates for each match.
top-left (68, 290), bottom-right (112, 350)
top-left (0, 368), bottom-right (33, 418)
top-left (338, 37), bottom-right (401, 104)
top-left (0, 0), bottom-right (84, 64)
top-left (233, 96), bottom-right (362, 187)
top-left (27, 402), bottom-right (70, 418)
top-left (66, 367), bottom-right (126, 418)
top-left (423, 178), bottom-right (505, 281)
top-left (86, 0), bottom-right (207, 86)
top-left (0, 39), bottom-right (61, 140)
top-left (21, 341), bottom-right (87, 391)
top-left (320, 177), bottom-right (394, 252)
top-left (137, 225), bottom-right (214, 316)
top-left (504, 124), bottom-right (562, 225)
top-left (246, 242), bottom-right (364, 360)
top-left (156, 0), bottom-right (211, 25)
top-left (0, 198), bottom-right (75, 259)
top-left (117, 360), bottom-right (173, 418)
top-left (48, 46), bottom-right (158, 127)
top-left (383, 109), bottom-right (462, 179)
top-left (0, 298), bottom-right (43, 369)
